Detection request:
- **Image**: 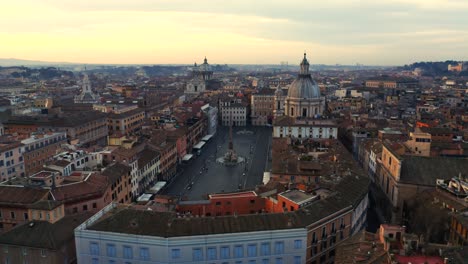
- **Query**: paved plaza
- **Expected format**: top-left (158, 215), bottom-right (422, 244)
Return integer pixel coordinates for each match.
top-left (161, 126), bottom-right (272, 200)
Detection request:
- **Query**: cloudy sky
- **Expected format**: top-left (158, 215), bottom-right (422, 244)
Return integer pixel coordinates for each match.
top-left (1, 0), bottom-right (467, 65)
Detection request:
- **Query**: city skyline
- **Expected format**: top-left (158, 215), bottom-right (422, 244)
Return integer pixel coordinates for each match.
top-left (1, 0), bottom-right (468, 65)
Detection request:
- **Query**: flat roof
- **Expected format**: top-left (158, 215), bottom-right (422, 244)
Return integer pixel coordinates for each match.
top-left (209, 191), bottom-right (257, 199)
top-left (279, 189), bottom-right (317, 205)
top-left (149, 181), bottom-right (167, 193)
top-left (30, 171), bottom-right (54, 179)
top-left (21, 132), bottom-right (66, 145)
top-left (182, 154), bottom-right (194, 161)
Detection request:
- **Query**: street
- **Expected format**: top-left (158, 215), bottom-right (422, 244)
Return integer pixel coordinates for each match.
top-left (161, 126), bottom-right (272, 200)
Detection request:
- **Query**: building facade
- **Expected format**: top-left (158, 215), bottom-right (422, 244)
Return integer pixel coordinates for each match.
top-left (220, 98), bottom-right (248, 126)
top-left (273, 117), bottom-right (338, 139)
top-left (74, 74), bottom-right (99, 104)
top-left (251, 89), bottom-right (275, 126)
top-left (107, 108), bottom-right (145, 135)
top-left (0, 141), bottom-right (25, 181)
top-left (75, 203), bottom-right (307, 264)
top-left (21, 132), bottom-right (67, 176)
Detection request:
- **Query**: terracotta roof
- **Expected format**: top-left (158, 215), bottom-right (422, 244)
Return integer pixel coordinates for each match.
top-left (28, 200), bottom-right (63, 210)
top-left (101, 163), bottom-right (131, 184)
top-left (0, 186), bottom-right (50, 208)
top-left (0, 141), bottom-right (23, 153)
top-left (400, 156), bottom-right (468, 186)
top-left (51, 173), bottom-right (108, 203)
top-left (88, 175), bottom-right (370, 237)
top-left (0, 213), bottom-right (93, 250)
top-left (137, 148), bottom-right (160, 168)
top-left (273, 116), bottom-right (295, 126)
top-left (335, 229), bottom-right (388, 264)
top-left (108, 108), bottom-right (145, 119)
top-left (51, 159), bottom-right (71, 167)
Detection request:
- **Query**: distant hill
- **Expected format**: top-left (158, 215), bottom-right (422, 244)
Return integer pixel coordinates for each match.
top-left (0, 58), bottom-right (74, 67)
top-left (400, 60), bottom-right (468, 76)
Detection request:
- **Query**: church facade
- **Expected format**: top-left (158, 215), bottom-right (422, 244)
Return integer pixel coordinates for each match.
top-left (185, 57), bottom-right (213, 95)
top-left (272, 53), bottom-right (336, 139)
top-left (74, 74), bottom-right (99, 104)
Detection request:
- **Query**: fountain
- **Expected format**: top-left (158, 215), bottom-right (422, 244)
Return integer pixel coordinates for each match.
top-left (217, 113), bottom-right (245, 166)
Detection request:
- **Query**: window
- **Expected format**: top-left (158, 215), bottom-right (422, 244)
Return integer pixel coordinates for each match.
top-left (40, 249), bottom-right (46, 257)
top-left (311, 246), bottom-right (317, 256)
top-left (249, 260), bottom-right (256, 264)
top-left (109, 261), bottom-right (116, 264)
top-left (294, 256), bottom-right (301, 264)
top-left (10, 212), bottom-right (15, 219)
top-left (235, 261), bottom-right (242, 264)
top-left (83, 205), bottom-right (88, 211)
top-left (21, 248), bottom-right (27, 255)
top-left (106, 244), bottom-right (116, 257)
top-left (23, 213), bottom-right (28, 220)
top-left (207, 247), bottom-right (217, 260)
top-left (193, 248), bottom-right (203, 261)
top-left (123, 246), bottom-right (133, 259)
top-left (171, 249), bottom-right (181, 259)
top-left (247, 244), bottom-right (257, 257)
top-left (91, 258), bottom-right (99, 264)
top-left (274, 241), bottom-right (284, 254)
top-left (261, 243), bottom-right (270, 256)
top-left (275, 258), bottom-right (283, 264)
top-left (234, 245), bottom-right (244, 258)
top-left (89, 242), bottom-right (99, 256)
top-left (294, 240), bottom-right (302, 249)
top-left (220, 246), bottom-right (230, 259)
top-left (139, 248), bottom-right (150, 260)
top-left (262, 259), bottom-right (269, 264)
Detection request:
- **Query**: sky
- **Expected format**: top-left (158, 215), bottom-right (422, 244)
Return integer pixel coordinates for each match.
top-left (1, 0), bottom-right (468, 65)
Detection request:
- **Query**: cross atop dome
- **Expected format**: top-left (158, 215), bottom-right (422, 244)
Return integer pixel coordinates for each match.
top-left (203, 56), bottom-right (208, 64)
top-left (300, 52), bottom-right (310, 75)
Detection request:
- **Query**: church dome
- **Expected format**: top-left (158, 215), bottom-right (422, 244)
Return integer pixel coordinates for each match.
top-left (199, 56), bottom-right (211, 72)
top-left (287, 53), bottom-right (320, 99)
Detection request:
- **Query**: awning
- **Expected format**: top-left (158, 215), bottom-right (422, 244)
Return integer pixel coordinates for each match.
top-left (193, 141), bottom-right (206, 149)
top-left (202, 134), bottom-right (214, 141)
top-left (137, 193), bottom-right (153, 202)
top-left (262, 172), bottom-right (271, 185)
top-left (149, 181), bottom-right (167, 193)
top-left (182, 154), bottom-right (194, 161)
